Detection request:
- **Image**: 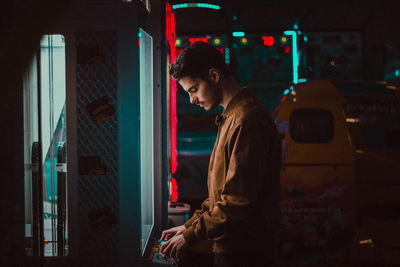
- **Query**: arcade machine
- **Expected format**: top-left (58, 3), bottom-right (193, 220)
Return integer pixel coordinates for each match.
top-left (14, 0), bottom-right (173, 266)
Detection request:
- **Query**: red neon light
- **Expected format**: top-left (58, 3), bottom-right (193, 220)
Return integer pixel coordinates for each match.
top-left (176, 48), bottom-right (183, 56)
top-left (166, 3), bottom-right (178, 176)
top-left (188, 37), bottom-right (208, 44)
top-left (284, 46), bottom-right (291, 54)
top-left (171, 177), bottom-right (178, 202)
top-left (262, 36), bottom-right (275, 46)
top-left (216, 47), bottom-right (224, 55)
top-left (166, 3), bottom-right (176, 44)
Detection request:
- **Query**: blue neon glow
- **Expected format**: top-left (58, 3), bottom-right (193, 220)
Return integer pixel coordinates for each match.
top-left (172, 3), bottom-right (221, 10)
top-left (298, 78), bottom-right (307, 83)
top-left (138, 32), bottom-right (142, 38)
top-left (283, 89), bottom-right (290, 95)
top-left (284, 30), bottom-right (299, 84)
top-left (289, 85), bottom-right (294, 90)
top-left (297, 30), bottom-right (301, 35)
top-left (232, 31), bottom-right (245, 37)
top-left (304, 35), bottom-right (308, 43)
top-left (225, 47), bottom-right (230, 64)
top-left (395, 69), bottom-right (400, 77)
top-left (293, 23), bottom-right (299, 30)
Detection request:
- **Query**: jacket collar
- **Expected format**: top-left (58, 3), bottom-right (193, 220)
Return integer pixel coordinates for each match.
top-left (215, 88), bottom-right (251, 126)
top-left (222, 87), bottom-right (251, 118)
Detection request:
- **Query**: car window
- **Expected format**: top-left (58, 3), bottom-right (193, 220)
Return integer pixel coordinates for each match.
top-left (290, 109), bottom-right (334, 143)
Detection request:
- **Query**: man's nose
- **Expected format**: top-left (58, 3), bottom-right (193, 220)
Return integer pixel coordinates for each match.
top-left (190, 95), bottom-right (198, 104)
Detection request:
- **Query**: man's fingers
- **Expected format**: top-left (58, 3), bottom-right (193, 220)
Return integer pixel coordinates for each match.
top-left (170, 244), bottom-right (177, 260)
top-left (160, 239), bottom-right (170, 254)
top-left (162, 241), bottom-right (172, 257)
top-left (160, 232), bottom-right (166, 241)
top-left (160, 230), bottom-right (176, 241)
top-left (160, 231), bottom-right (169, 241)
top-left (160, 233), bottom-right (166, 241)
top-left (174, 244), bottom-right (180, 259)
top-left (160, 230), bottom-right (172, 241)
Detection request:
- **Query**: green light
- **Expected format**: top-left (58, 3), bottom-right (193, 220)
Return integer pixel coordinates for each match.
top-left (172, 3), bottom-right (221, 10)
top-left (240, 37), bottom-right (248, 45)
top-left (280, 36), bottom-right (288, 44)
top-left (213, 38), bottom-right (221, 46)
top-left (284, 30), bottom-right (299, 84)
top-left (232, 31), bottom-right (245, 37)
top-left (176, 38), bottom-right (182, 47)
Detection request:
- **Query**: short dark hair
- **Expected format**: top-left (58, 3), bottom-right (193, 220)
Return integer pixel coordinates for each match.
top-left (169, 41), bottom-right (230, 81)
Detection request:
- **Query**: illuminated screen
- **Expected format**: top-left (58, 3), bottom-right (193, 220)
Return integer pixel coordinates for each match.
top-left (139, 28), bottom-right (154, 254)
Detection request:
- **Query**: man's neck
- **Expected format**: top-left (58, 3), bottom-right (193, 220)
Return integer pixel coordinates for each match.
top-left (220, 78), bottom-right (243, 109)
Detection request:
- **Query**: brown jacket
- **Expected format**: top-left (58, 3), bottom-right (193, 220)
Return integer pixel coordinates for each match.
top-left (183, 88), bottom-right (281, 255)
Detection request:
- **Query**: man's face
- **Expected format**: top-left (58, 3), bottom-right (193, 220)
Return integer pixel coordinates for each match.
top-left (178, 76), bottom-right (222, 111)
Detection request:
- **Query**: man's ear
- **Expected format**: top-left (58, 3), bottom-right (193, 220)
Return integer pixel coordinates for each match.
top-left (208, 68), bottom-right (220, 85)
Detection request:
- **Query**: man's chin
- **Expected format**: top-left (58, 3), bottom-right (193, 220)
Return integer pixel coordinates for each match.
top-left (206, 103), bottom-right (219, 111)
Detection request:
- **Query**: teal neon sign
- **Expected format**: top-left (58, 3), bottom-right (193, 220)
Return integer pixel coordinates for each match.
top-left (172, 3), bottom-right (221, 10)
top-left (232, 31), bottom-right (245, 37)
top-left (284, 30), bottom-right (299, 84)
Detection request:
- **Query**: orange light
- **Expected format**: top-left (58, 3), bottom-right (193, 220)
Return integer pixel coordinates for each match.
top-left (213, 38), bottom-right (221, 46)
top-left (241, 37), bottom-right (248, 44)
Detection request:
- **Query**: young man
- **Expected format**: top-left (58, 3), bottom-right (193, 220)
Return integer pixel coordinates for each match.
top-left (160, 41), bottom-right (281, 267)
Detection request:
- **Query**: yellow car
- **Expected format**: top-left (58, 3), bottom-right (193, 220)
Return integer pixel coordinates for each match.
top-left (273, 80), bottom-right (400, 266)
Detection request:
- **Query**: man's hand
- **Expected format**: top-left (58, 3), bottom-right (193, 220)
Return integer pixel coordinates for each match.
top-left (160, 234), bottom-right (188, 261)
top-left (159, 225), bottom-right (186, 241)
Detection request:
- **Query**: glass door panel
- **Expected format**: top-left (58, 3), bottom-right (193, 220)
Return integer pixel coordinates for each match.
top-left (24, 34), bottom-right (68, 257)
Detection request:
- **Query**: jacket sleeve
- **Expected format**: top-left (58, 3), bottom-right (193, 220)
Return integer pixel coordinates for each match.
top-left (184, 198), bottom-right (210, 228)
top-left (183, 120), bottom-right (269, 246)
